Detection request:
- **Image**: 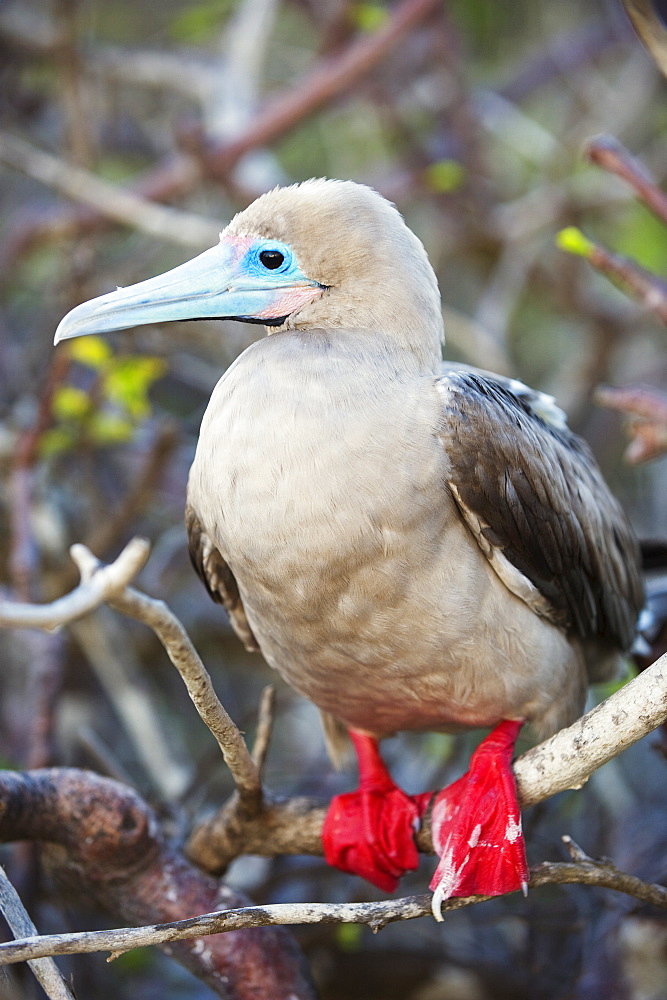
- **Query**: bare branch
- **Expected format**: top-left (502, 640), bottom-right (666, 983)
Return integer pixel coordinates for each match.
top-left (585, 134), bottom-right (667, 226)
top-left (6, 541), bottom-right (667, 869)
top-left (0, 131), bottom-right (220, 247)
top-left (70, 610), bottom-right (192, 801)
top-left (1, 0), bottom-right (441, 264)
top-left (514, 652), bottom-right (667, 806)
top-left (594, 383), bottom-right (667, 463)
top-left (195, 0), bottom-right (442, 178)
top-left (558, 226), bottom-right (667, 324)
top-left (0, 537), bottom-right (150, 629)
top-left (0, 851), bottom-right (664, 968)
top-left (622, 0), bottom-right (667, 77)
top-left (189, 653), bottom-right (667, 869)
top-left (251, 685), bottom-right (277, 774)
top-left (0, 864), bottom-right (77, 1000)
top-left (71, 545), bottom-right (263, 809)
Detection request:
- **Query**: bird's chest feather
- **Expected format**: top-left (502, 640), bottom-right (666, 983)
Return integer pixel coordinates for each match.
top-left (189, 336), bottom-right (448, 619)
top-left (187, 335), bottom-right (584, 736)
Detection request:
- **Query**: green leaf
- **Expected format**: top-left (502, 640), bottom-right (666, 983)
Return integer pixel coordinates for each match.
top-left (52, 386), bottom-right (92, 422)
top-left (103, 356), bottom-right (167, 418)
top-left (425, 160), bottom-right (466, 193)
top-left (351, 3), bottom-right (388, 32)
top-left (68, 336), bottom-right (113, 369)
top-left (555, 226), bottom-right (595, 258)
top-left (89, 412), bottom-right (135, 445)
top-left (336, 923), bottom-right (364, 952)
top-left (39, 427), bottom-right (77, 457)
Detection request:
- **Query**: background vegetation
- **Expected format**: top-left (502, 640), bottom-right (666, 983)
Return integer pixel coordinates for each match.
top-left (0, 0), bottom-right (666, 997)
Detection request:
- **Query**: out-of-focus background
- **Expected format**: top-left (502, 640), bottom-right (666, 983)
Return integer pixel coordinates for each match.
top-left (1, 1), bottom-right (666, 997)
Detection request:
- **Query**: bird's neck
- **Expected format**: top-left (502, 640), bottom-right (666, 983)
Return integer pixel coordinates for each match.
top-left (282, 286), bottom-right (444, 373)
top-left (269, 324), bottom-right (442, 377)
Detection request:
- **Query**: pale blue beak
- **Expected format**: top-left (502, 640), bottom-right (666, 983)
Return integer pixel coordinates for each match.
top-left (54, 239), bottom-right (323, 344)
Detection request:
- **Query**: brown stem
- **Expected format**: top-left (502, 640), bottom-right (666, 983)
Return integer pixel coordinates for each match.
top-left (587, 242), bottom-right (667, 325)
top-left (586, 134), bottom-right (667, 227)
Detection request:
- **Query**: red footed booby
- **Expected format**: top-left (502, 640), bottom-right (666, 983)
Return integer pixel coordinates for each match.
top-left (54, 179), bottom-right (643, 917)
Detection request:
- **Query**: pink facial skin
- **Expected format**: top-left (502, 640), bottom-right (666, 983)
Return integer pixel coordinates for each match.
top-left (255, 284), bottom-right (324, 320)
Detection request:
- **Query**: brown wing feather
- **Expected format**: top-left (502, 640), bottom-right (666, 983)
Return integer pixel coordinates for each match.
top-left (185, 503), bottom-right (259, 652)
top-left (437, 371), bottom-right (643, 654)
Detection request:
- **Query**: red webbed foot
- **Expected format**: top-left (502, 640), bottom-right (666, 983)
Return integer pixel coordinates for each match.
top-left (322, 730), bottom-right (429, 892)
top-left (429, 720), bottom-right (529, 919)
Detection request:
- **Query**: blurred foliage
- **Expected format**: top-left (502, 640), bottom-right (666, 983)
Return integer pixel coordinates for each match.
top-left (1, 0), bottom-right (667, 999)
top-left (41, 338), bottom-right (166, 455)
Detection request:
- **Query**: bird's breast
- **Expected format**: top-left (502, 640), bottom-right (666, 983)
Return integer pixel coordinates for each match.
top-left (189, 334), bottom-right (448, 610)
top-left (186, 333), bottom-right (586, 737)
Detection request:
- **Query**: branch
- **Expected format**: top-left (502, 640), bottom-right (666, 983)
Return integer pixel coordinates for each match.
top-left (70, 544), bottom-right (264, 810)
top-left (594, 383), bottom-right (667, 463)
top-left (556, 225), bottom-right (667, 325)
top-left (197, 0), bottom-right (441, 177)
top-left (251, 684), bottom-right (277, 773)
top-left (5, 543), bottom-right (667, 872)
top-left (0, 0), bottom-right (440, 264)
top-left (0, 537), bottom-right (150, 629)
top-left (0, 864), bottom-right (77, 1000)
top-left (0, 849), bottom-right (664, 968)
top-left (585, 134), bottom-right (667, 226)
top-left (509, 651), bottom-right (667, 804)
top-left (188, 652), bottom-right (667, 869)
top-left (0, 769), bottom-right (315, 999)
top-left (622, 0), bottom-right (667, 77)
top-left (0, 131), bottom-right (221, 248)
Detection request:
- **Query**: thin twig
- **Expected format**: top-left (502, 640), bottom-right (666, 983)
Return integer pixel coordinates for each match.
top-left (70, 545), bottom-right (263, 809)
top-left (193, 0), bottom-right (441, 178)
top-left (0, 769), bottom-right (316, 998)
top-left (251, 685), bottom-right (276, 775)
top-left (0, 853), bottom-right (664, 968)
top-left (586, 134), bottom-right (667, 226)
top-left (561, 834), bottom-right (592, 862)
top-left (0, 537), bottom-right (150, 629)
top-left (1, 0), bottom-right (440, 266)
top-left (70, 610), bottom-right (191, 801)
top-left (622, 0), bottom-right (667, 77)
top-left (0, 864), bottom-right (77, 999)
top-left (558, 227), bottom-right (667, 324)
top-left (0, 131), bottom-right (220, 247)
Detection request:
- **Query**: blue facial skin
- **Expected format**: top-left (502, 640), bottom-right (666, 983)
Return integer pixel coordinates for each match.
top-left (53, 237), bottom-right (324, 344)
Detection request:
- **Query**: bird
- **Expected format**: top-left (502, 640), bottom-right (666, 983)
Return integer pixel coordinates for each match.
top-left (54, 178), bottom-right (643, 917)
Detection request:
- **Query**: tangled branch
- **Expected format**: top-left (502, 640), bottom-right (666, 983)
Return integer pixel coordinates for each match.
top-left (0, 542), bottom-right (665, 992)
top-left (0, 838), bottom-right (665, 969)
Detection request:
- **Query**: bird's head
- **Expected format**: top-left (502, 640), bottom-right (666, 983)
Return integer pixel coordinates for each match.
top-left (55, 179), bottom-right (444, 368)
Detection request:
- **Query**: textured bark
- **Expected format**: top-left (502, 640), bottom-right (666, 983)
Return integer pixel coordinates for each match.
top-left (0, 769), bottom-right (316, 1000)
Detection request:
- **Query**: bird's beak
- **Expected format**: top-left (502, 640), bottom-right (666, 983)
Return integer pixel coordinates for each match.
top-left (54, 238), bottom-right (323, 344)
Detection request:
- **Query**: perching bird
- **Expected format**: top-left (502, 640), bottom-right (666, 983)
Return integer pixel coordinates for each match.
top-left (55, 179), bottom-right (643, 917)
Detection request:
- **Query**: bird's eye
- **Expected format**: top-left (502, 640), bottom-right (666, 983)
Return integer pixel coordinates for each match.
top-left (259, 250), bottom-right (285, 270)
